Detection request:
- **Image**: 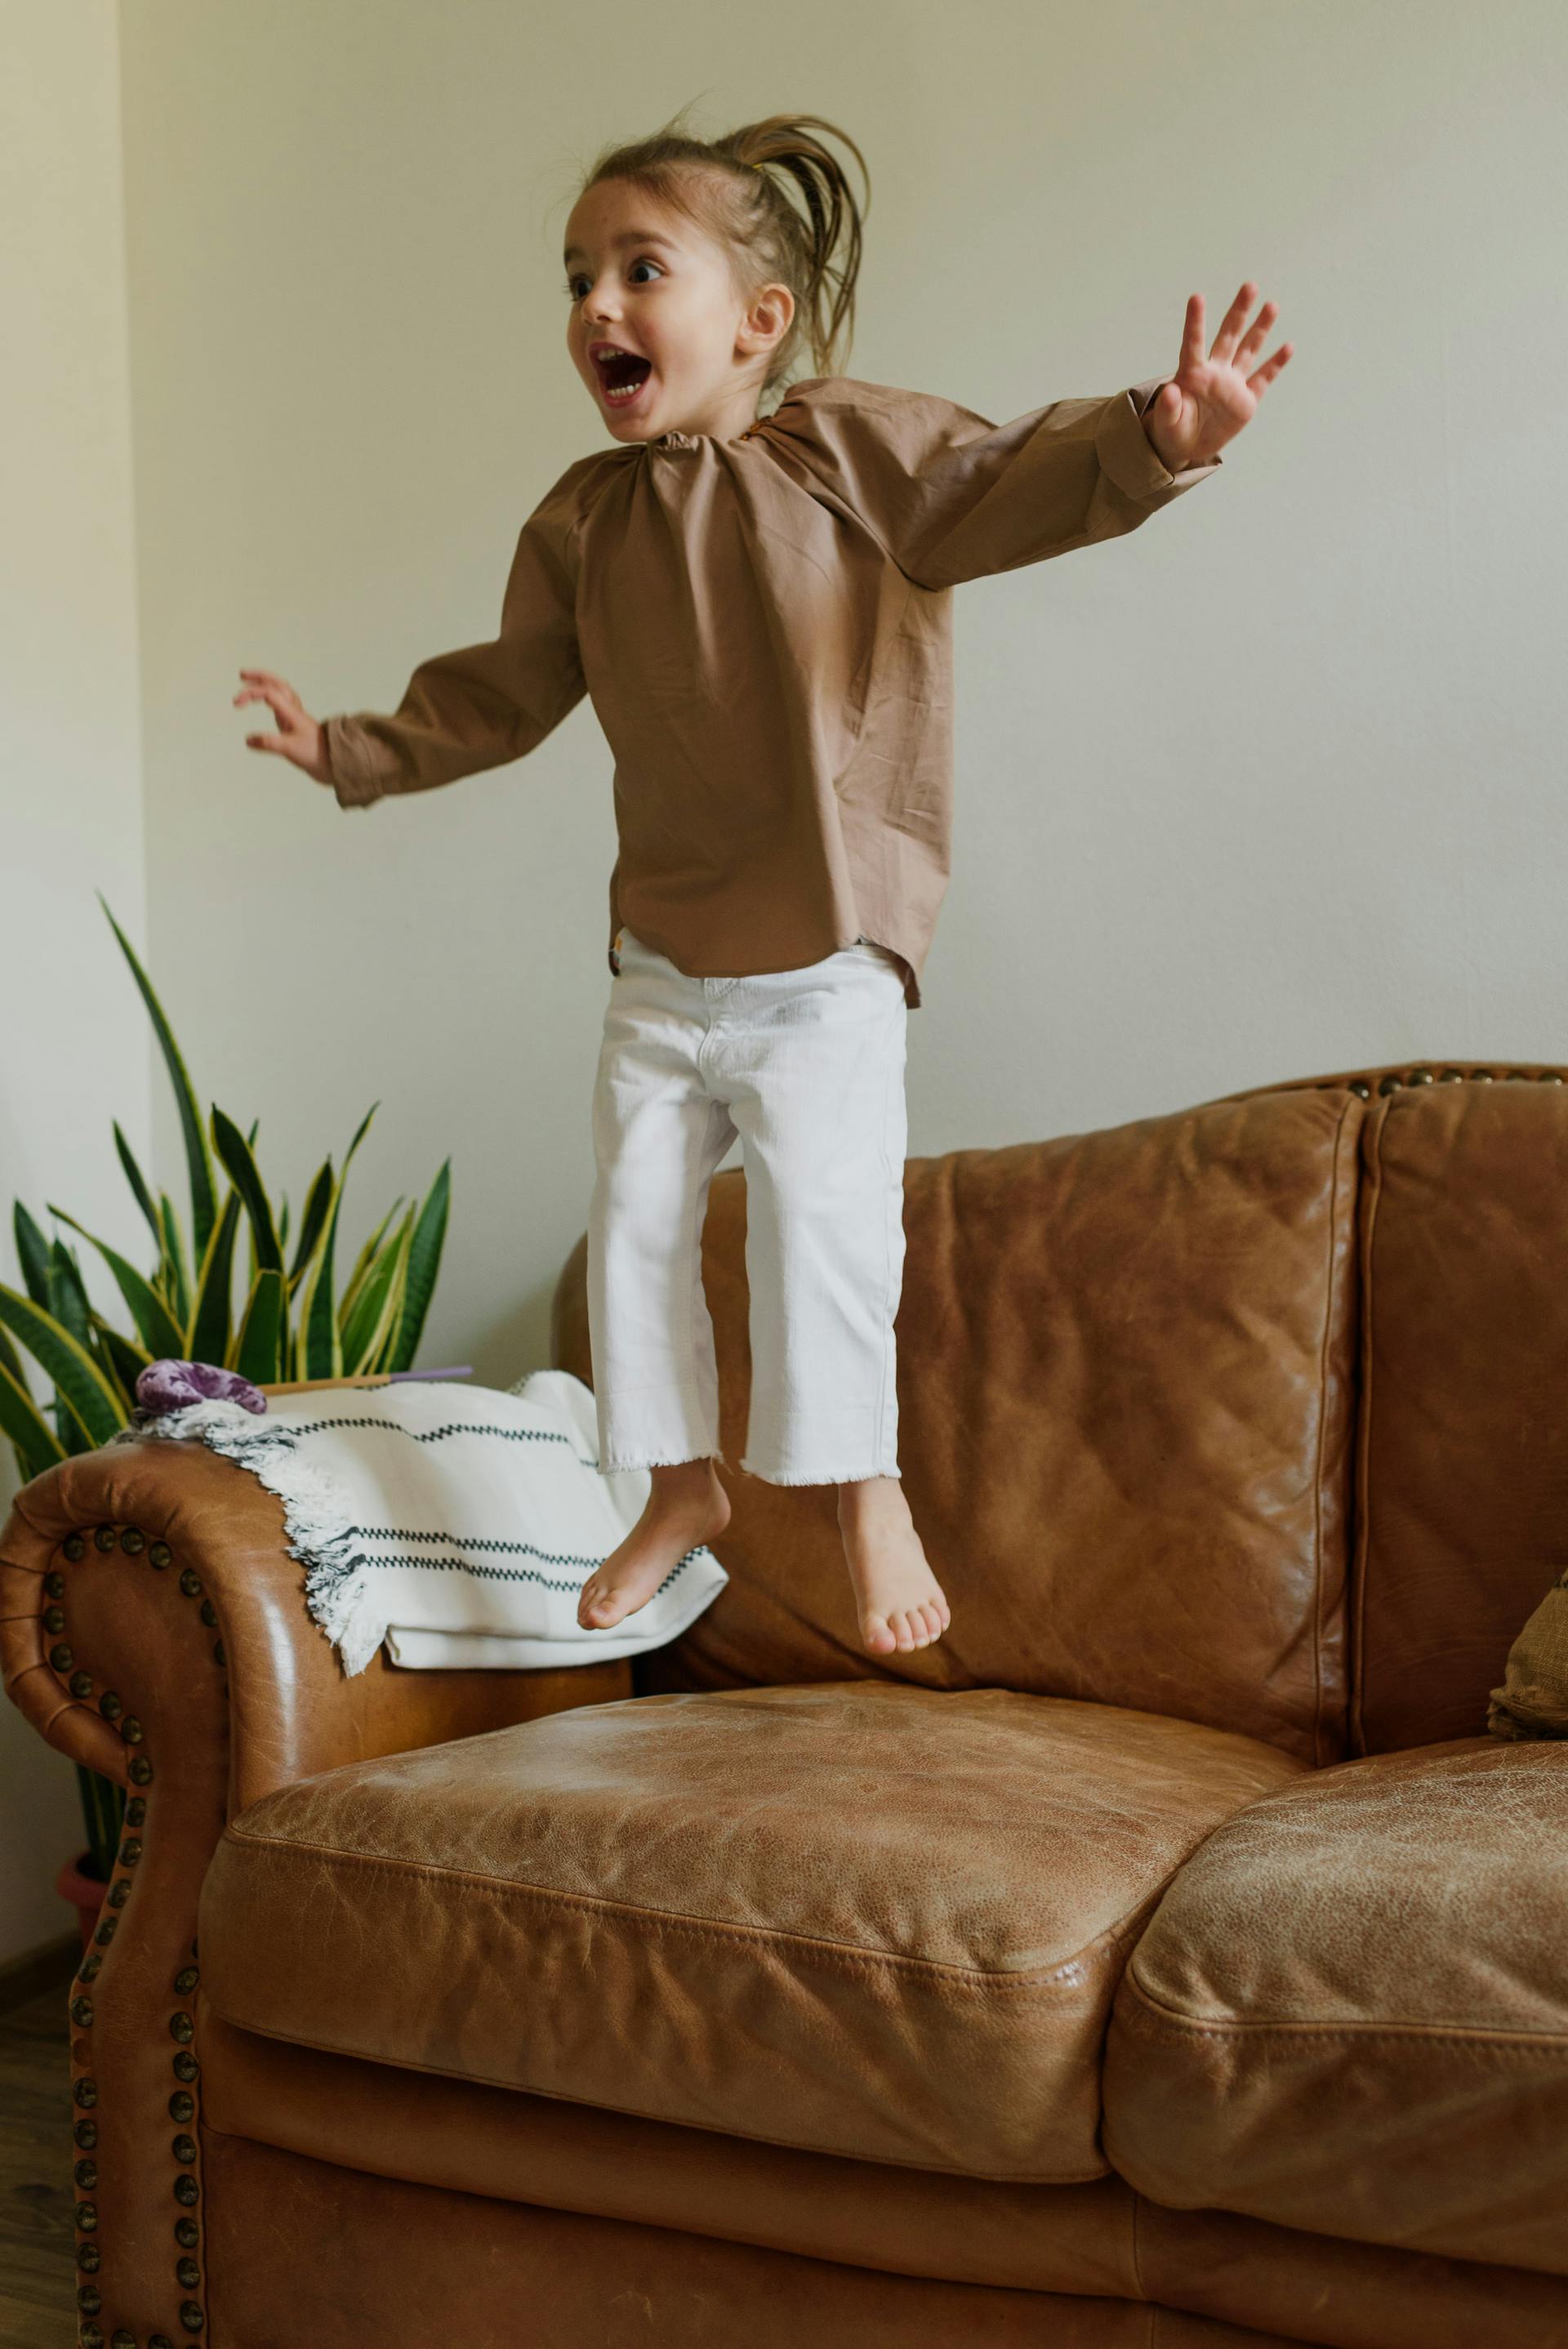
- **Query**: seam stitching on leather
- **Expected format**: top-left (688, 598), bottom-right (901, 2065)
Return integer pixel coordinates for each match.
top-left (1117, 1979), bottom-right (1568, 2052)
top-left (1352, 1099), bottom-right (1389, 1754)
top-left (1311, 1097), bottom-right (1356, 1767)
top-left (216, 1825), bottom-right (1161, 1991)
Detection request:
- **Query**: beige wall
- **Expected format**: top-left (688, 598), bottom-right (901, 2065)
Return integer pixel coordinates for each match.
top-left (4, 0), bottom-right (1566, 1957)
top-left (1, 2), bottom-right (149, 1960)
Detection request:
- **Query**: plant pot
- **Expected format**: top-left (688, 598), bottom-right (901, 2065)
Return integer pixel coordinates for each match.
top-left (56, 1848), bottom-right (108, 1950)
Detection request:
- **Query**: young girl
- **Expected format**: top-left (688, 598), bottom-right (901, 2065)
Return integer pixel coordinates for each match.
top-left (235, 111), bottom-right (1290, 1662)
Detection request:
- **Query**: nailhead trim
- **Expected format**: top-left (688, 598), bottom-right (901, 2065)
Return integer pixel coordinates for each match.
top-left (47, 1523), bottom-right (224, 2347)
top-left (1315, 1064), bottom-right (1566, 1103)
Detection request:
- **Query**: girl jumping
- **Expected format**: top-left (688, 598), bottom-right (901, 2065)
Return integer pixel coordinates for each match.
top-left (234, 109), bottom-right (1290, 1661)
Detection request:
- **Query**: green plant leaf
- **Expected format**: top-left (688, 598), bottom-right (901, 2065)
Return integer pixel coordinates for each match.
top-left (13, 1203), bottom-right (54, 1308)
top-left (156, 1195), bottom-right (191, 1332)
top-left (187, 1190), bottom-right (242, 1367)
top-left (233, 1266), bottom-right (287, 1384)
top-left (0, 1357), bottom-right (67, 1482)
top-left (96, 892), bottom-right (219, 1264)
top-left (91, 1317), bottom-right (152, 1410)
top-left (113, 1121), bottom-right (163, 1250)
top-left (296, 1107), bottom-right (376, 1380)
top-left (0, 1282), bottom-right (125, 1448)
top-left (47, 1206), bottom-right (187, 1362)
top-left (47, 1241), bottom-right (94, 1348)
top-left (341, 1206), bottom-right (412, 1371)
top-left (287, 1158), bottom-right (334, 1290)
top-left (210, 1108), bottom-right (283, 1277)
top-left (337, 1196), bottom-right (404, 1328)
top-left (389, 1159), bottom-right (451, 1372)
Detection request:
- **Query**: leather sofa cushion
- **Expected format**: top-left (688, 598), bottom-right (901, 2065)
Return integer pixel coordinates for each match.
top-left (1102, 1735), bottom-right (1568, 2275)
top-left (1352, 1080), bottom-right (1568, 1751)
top-left (556, 1088), bottom-right (1361, 1767)
top-left (199, 1683), bottom-right (1300, 2182)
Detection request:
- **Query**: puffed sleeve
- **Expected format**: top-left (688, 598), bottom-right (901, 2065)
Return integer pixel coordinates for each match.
top-left (322, 463), bottom-right (593, 810)
top-left (759, 374), bottom-right (1222, 591)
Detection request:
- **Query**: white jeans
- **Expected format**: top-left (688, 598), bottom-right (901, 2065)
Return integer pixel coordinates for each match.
top-left (587, 926), bottom-right (909, 1485)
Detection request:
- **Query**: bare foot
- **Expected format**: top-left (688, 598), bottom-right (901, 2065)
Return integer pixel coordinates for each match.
top-left (836, 1476), bottom-right (951, 1657)
top-left (577, 1457), bottom-right (732, 1631)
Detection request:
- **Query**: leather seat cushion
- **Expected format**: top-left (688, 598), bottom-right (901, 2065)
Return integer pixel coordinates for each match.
top-left (199, 1682), bottom-right (1300, 2181)
top-left (1103, 1735), bottom-right (1568, 2274)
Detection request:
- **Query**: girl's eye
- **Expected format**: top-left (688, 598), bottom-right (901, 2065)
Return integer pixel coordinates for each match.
top-left (565, 261), bottom-right (663, 300)
top-left (628, 259), bottom-right (662, 285)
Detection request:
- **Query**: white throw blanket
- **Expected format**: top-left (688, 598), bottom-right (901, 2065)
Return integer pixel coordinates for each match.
top-left (106, 1370), bottom-right (727, 1676)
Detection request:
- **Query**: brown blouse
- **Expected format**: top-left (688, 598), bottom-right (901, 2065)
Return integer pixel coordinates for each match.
top-left (323, 373), bottom-right (1222, 1008)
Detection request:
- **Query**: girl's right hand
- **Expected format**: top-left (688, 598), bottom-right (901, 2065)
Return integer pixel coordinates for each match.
top-left (233, 669), bottom-right (333, 786)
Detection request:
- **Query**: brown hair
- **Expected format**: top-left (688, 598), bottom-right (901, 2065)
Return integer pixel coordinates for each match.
top-left (572, 108), bottom-right (870, 396)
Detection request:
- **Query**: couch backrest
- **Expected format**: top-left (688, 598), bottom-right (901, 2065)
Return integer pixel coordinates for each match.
top-left (555, 1085), bottom-right (1363, 1767)
top-left (1345, 1074), bottom-right (1568, 1752)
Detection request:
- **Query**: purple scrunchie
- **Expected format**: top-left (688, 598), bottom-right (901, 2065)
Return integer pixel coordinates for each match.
top-left (135, 1359), bottom-right (269, 1416)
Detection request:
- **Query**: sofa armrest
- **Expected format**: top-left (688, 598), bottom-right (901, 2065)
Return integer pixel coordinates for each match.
top-left (0, 1436), bottom-right (630, 2346)
top-left (2, 1436), bottom-right (631, 1812)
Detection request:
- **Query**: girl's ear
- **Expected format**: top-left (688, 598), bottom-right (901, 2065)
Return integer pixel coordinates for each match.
top-left (737, 279), bottom-right (798, 357)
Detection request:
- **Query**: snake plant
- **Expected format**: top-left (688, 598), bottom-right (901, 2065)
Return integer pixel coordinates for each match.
top-left (0, 890), bottom-right (453, 1881)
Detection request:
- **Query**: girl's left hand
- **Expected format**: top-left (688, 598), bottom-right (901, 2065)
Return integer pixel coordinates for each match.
top-left (1144, 283), bottom-right (1293, 471)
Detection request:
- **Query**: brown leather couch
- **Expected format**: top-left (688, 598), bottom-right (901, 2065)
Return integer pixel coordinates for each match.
top-left (5, 1059), bottom-right (1566, 2349)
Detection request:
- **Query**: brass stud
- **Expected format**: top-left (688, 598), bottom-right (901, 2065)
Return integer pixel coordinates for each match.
top-left (78, 2282), bottom-right (101, 2312)
top-left (93, 1915), bottom-right (118, 1946)
top-left (173, 2133), bottom-right (198, 2164)
top-left (75, 2199), bottom-right (97, 2230)
top-left (174, 1967), bottom-right (198, 1994)
top-left (180, 2302), bottom-right (205, 2333)
top-left (69, 1671), bottom-right (93, 1700)
top-left (1439, 1068), bottom-right (1464, 1081)
top-left (99, 1692), bottom-right (122, 1721)
top-left (175, 2216), bottom-right (199, 2248)
top-left (1408, 1067), bottom-right (1433, 1085)
top-left (74, 2118), bottom-right (98, 2149)
top-left (1539, 1069), bottom-right (1565, 1084)
top-left (78, 1955), bottom-right (102, 1983)
top-left (169, 2091), bottom-right (195, 2122)
top-left (75, 2241), bottom-right (101, 2272)
top-left (64, 1535), bottom-right (86, 1562)
top-left (49, 1643), bottom-right (74, 1672)
top-left (79, 2326), bottom-right (104, 2349)
top-left (1506, 1069), bottom-right (1530, 1082)
top-left (94, 1527), bottom-right (117, 1553)
top-left (174, 2175), bottom-right (199, 2207)
top-left (176, 2255), bottom-right (200, 2287)
top-left (107, 1881), bottom-right (130, 1910)
top-left (198, 1599), bottom-right (217, 1628)
top-left (1377, 1073), bottom-right (1403, 1095)
top-left (122, 1526), bottom-right (145, 1553)
top-left (70, 1995), bottom-right (94, 2027)
top-left (151, 2333), bottom-right (175, 2348)
top-left (127, 1797), bottom-right (146, 1826)
top-left (127, 1756), bottom-right (153, 1785)
top-left (1471, 1068), bottom-right (1494, 1081)
top-left (43, 1605), bottom-right (65, 1634)
top-left (121, 1838), bottom-right (142, 1866)
top-left (149, 1540), bottom-right (172, 1569)
top-left (45, 1569), bottom-right (66, 1598)
top-left (112, 2332), bottom-right (136, 2349)
top-left (169, 2012), bottom-right (194, 2044)
top-left (1348, 1079), bottom-right (1370, 1099)
top-left (73, 2078), bottom-right (98, 2108)
top-left (179, 1569), bottom-right (203, 1599)
top-left (173, 2051), bottom-right (198, 2083)
top-left (120, 1717), bottom-right (143, 1745)
top-left (74, 2157), bottom-right (97, 2189)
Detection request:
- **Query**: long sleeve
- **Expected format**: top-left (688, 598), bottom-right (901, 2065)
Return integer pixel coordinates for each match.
top-left (323, 474), bottom-right (589, 811)
top-left (760, 374), bottom-right (1222, 592)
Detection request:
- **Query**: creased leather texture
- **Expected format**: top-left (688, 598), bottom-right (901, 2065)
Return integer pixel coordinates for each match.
top-left (1103, 1735), bottom-right (1568, 2273)
top-left (200, 2129), bottom-right (1308, 2349)
top-left (1350, 1081), bottom-right (1568, 1752)
top-left (198, 1680), bottom-right (1302, 2180)
top-left (555, 1088), bottom-right (1362, 1767)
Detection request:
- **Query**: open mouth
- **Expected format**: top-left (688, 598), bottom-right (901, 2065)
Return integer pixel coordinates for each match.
top-left (593, 349), bottom-right (653, 405)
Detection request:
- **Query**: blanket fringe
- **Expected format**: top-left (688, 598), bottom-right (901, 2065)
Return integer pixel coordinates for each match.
top-left (109, 1402), bottom-right (386, 1675)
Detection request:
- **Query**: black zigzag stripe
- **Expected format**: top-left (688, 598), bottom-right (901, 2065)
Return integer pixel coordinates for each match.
top-left (357, 1550), bottom-right (699, 1597)
top-left (275, 1414), bottom-right (601, 1469)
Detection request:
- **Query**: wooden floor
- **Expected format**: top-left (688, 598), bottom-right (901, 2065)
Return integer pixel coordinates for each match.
top-left (2, 1961), bottom-right (78, 2347)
